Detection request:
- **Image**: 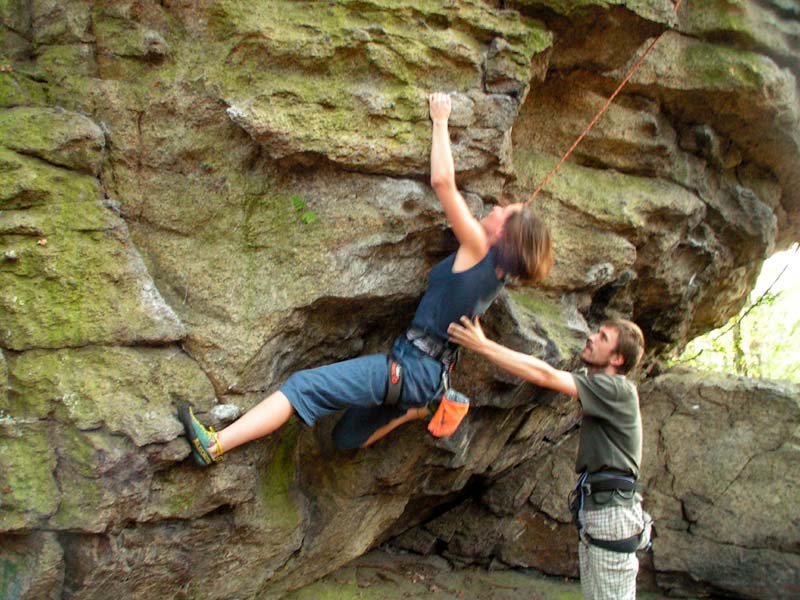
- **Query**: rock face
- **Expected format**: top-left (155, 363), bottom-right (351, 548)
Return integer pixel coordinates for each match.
top-left (643, 371), bottom-right (800, 599)
top-left (0, 1), bottom-right (798, 599)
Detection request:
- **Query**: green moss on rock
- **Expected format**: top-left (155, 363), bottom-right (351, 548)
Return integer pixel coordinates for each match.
top-left (258, 422), bottom-right (302, 531)
top-left (516, 0), bottom-right (675, 24)
top-left (35, 44), bottom-right (96, 83)
top-left (514, 149), bottom-right (702, 231)
top-left (509, 290), bottom-right (587, 360)
top-left (244, 192), bottom-right (326, 253)
top-left (682, 0), bottom-right (750, 33)
top-left (0, 107), bottom-right (105, 174)
top-left (622, 31), bottom-right (791, 98)
top-left (0, 146), bottom-right (185, 349)
top-left (48, 467), bottom-right (106, 532)
top-left (0, 350), bottom-right (7, 408)
top-left (6, 346), bottom-right (215, 445)
top-left (682, 40), bottom-right (772, 91)
top-left (0, 71), bottom-right (48, 108)
top-left (0, 423), bottom-right (59, 530)
top-left (206, 0), bottom-right (551, 170)
top-left (0, 146), bottom-right (99, 208)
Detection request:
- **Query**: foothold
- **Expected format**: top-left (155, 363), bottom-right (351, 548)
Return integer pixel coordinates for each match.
top-left (3, 250), bottom-right (18, 261)
top-left (37, 239), bottom-right (48, 247)
top-left (103, 198), bottom-right (122, 214)
top-left (210, 403), bottom-right (243, 424)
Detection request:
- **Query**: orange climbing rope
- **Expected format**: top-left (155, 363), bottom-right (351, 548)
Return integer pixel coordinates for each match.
top-left (525, 0), bottom-right (685, 206)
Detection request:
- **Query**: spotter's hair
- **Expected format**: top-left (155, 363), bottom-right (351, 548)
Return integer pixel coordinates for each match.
top-left (604, 319), bottom-right (645, 375)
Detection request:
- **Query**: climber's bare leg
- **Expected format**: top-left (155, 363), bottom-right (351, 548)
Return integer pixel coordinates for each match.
top-left (210, 391), bottom-right (295, 458)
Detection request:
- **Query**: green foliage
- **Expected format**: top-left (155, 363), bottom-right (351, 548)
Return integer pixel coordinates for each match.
top-left (672, 246), bottom-right (800, 383)
top-left (291, 194), bottom-right (318, 225)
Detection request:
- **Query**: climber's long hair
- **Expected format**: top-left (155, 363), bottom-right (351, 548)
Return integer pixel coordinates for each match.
top-left (495, 206), bottom-right (553, 284)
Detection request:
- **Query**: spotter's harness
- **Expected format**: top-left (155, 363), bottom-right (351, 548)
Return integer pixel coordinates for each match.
top-left (568, 471), bottom-right (652, 553)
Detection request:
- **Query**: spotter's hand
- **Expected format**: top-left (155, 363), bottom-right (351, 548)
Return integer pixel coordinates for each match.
top-left (429, 92), bottom-right (451, 123)
top-left (447, 316), bottom-right (487, 353)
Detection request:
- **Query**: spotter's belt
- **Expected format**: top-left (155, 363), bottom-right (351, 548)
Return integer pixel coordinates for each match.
top-left (581, 472), bottom-right (638, 495)
top-left (569, 471), bottom-right (650, 554)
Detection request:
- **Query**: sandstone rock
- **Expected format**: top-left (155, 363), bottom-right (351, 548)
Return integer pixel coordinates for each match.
top-left (513, 76), bottom-right (682, 177)
top-left (497, 509), bottom-right (578, 578)
top-left (484, 433), bottom-right (578, 523)
top-left (94, 15), bottom-right (170, 62)
top-left (0, 70), bottom-right (48, 108)
top-left (0, 107), bottom-right (105, 174)
top-left (614, 30), bottom-right (800, 245)
top-left (0, 345), bottom-right (220, 532)
top-left (0, 421), bottom-right (59, 530)
top-left (522, 0), bottom-right (680, 26)
top-left (31, 0), bottom-right (92, 46)
top-left (0, 147), bottom-right (185, 350)
top-left (136, 171), bottom-right (468, 392)
top-left (654, 527), bottom-right (800, 600)
top-left (0, 532), bottom-right (64, 600)
top-left (0, 1), bottom-right (32, 41)
top-left (641, 371), bottom-right (800, 599)
top-left (1, 0), bottom-right (798, 598)
top-left (206, 1), bottom-right (552, 174)
top-left (0, 25), bottom-right (30, 64)
top-left (393, 526), bottom-right (439, 555)
top-left (680, 0), bottom-right (800, 70)
top-left (450, 291), bottom-right (588, 409)
top-left (509, 146), bottom-right (739, 345)
top-left (0, 349), bottom-right (7, 405)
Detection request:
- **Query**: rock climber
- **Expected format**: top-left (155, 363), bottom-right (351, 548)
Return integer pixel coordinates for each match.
top-left (178, 92), bottom-right (553, 463)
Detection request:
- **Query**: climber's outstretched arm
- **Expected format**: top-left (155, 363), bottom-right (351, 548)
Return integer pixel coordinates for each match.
top-left (429, 92), bottom-right (489, 262)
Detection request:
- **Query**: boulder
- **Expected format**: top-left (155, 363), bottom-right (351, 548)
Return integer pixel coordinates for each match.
top-left (642, 371), bottom-right (800, 599)
top-left (0, 0), bottom-right (798, 598)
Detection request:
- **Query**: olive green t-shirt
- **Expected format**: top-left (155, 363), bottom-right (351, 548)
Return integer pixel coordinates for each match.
top-left (572, 371), bottom-right (642, 508)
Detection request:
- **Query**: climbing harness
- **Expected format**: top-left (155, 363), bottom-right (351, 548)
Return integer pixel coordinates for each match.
top-left (525, 0), bottom-right (685, 206)
top-left (405, 327), bottom-right (460, 364)
top-left (568, 471), bottom-right (652, 553)
top-left (384, 355), bottom-right (404, 406)
top-left (383, 327), bottom-right (459, 408)
top-left (383, 327), bottom-right (469, 437)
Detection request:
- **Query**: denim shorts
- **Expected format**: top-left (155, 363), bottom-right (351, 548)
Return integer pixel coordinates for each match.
top-left (281, 336), bottom-right (445, 448)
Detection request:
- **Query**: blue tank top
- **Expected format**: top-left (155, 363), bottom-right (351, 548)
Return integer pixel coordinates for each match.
top-left (410, 247), bottom-right (505, 342)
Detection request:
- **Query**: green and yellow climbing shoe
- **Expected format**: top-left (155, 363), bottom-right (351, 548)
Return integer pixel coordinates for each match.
top-left (178, 402), bottom-right (223, 466)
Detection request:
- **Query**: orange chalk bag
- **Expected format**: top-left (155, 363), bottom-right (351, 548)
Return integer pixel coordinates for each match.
top-left (427, 387), bottom-right (470, 438)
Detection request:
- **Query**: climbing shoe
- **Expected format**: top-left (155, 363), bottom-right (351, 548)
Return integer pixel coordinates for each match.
top-left (177, 402), bottom-right (223, 466)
